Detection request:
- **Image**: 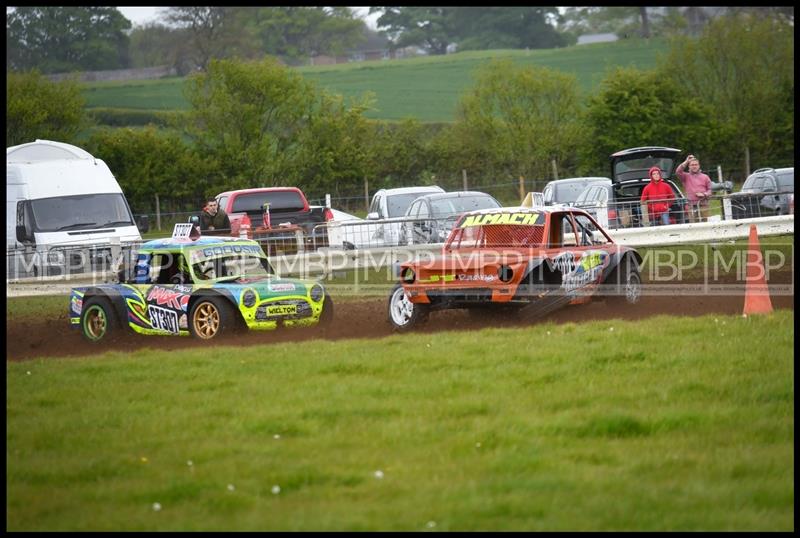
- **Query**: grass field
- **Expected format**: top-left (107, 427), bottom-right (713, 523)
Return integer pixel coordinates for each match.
top-left (81, 38), bottom-right (670, 122)
top-left (5, 311), bottom-right (794, 531)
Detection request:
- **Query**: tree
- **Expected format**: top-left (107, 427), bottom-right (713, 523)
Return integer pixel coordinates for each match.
top-left (164, 7), bottom-right (260, 71)
top-left (450, 7), bottom-right (570, 51)
top-left (128, 23), bottom-right (192, 72)
top-left (659, 13), bottom-right (794, 176)
top-left (84, 127), bottom-right (205, 212)
top-left (452, 60), bottom-right (583, 181)
top-left (579, 67), bottom-right (719, 175)
top-left (249, 7), bottom-right (366, 62)
top-left (370, 7), bottom-right (455, 54)
top-left (7, 71), bottom-right (86, 146)
top-left (7, 7), bottom-right (131, 73)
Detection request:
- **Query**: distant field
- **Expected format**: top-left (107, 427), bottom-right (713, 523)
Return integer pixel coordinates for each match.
top-left (6, 311), bottom-right (794, 531)
top-left (81, 38), bottom-right (670, 123)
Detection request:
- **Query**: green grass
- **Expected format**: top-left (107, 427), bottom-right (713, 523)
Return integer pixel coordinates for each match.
top-left (6, 311), bottom-right (794, 530)
top-left (81, 39), bottom-right (670, 123)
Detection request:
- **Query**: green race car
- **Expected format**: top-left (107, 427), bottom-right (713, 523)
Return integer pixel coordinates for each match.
top-left (69, 228), bottom-right (333, 341)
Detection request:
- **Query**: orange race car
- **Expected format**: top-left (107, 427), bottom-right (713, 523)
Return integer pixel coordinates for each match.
top-left (388, 206), bottom-right (643, 331)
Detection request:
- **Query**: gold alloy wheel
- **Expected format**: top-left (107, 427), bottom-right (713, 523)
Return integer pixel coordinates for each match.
top-left (192, 301), bottom-right (221, 339)
top-left (85, 306), bottom-right (107, 340)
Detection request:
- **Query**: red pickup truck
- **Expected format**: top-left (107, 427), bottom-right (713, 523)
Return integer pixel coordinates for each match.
top-left (215, 187), bottom-right (334, 248)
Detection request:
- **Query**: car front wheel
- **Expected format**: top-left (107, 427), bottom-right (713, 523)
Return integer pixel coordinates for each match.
top-left (608, 260), bottom-right (642, 305)
top-left (388, 283), bottom-right (429, 331)
top-left (189, 296), bottom-right (237, 339)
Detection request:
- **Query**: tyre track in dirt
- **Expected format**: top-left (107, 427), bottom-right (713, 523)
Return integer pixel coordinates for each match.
top-left (7, 290), bottom-right (793, 362)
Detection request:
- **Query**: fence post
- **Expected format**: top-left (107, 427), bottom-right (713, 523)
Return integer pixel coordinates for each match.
top-left (551, 159), bottom-right (559, 180)
top-left (519, 176), bottom-right (525, 202)
top-left (364, 177), bottom-right (369, 212)
top-left (462, 169), bottom-right (468, 191)
top-left (325, 194), bottom-right (331, 208)
top-left (155, 193), bottom-right (161, 231)
top-left (717, 165), bottom-right (722, 182)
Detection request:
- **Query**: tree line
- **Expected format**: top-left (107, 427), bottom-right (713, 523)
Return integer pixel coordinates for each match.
top-left (10, 7), bottom-right (792, 75)
top-left (6, 13), bottom-right (794, 215)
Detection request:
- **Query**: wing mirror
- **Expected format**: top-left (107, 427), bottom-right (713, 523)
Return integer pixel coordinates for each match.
top-left (367, 212), bottom-right (379, 220)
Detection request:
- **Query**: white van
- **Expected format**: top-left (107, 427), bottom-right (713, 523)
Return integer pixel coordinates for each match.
top-left (7, 140), bottom-right (142, 277)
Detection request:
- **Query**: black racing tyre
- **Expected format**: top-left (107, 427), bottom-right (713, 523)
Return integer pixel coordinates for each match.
top-left (189, 296), bottom-right (238, 340)
top-left (80, 296), bottom-right (120, 343)
top-left (318, 294), bottom-right (334, 329)
top-left (387, 282), bottom-right (429, 332)
top-left (606, 258), bottom-right (642, 305)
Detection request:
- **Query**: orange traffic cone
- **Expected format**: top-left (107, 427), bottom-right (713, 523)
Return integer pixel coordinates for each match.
top-left (743, 224), bottom-right (773, 315)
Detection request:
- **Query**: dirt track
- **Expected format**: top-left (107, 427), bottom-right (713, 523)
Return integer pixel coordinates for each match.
top-left (7, 289), bottom-right (794, 362)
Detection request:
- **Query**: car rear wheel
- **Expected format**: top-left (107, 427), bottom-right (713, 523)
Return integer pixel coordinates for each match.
top-left (189, 296), bottom-right (237, 339)
top-left (80, 296), bottom-right (120, 343)
top-left (388, 283), bottom-right (429, 331)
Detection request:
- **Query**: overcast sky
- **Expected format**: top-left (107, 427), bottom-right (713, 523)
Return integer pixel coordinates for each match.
top-left (116, 6), bottom-right (379, 29)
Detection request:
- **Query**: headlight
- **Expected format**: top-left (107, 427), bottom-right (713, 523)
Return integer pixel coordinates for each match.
top-left (48, 250), bottom-right (65, 264)
top-left (310, 284), bottom-right (324, 302)
top-left (498, 265), bottom-right (513, 283)
top-left (242, 289), bottom-right (257, 308)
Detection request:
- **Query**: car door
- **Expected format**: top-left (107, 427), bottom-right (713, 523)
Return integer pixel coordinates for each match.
top-left (141, 252), bottom-right (192, 335)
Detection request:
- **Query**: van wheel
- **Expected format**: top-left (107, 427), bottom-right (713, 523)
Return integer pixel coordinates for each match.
top-left (80, 296), bottom-right (120, 342)
top-left (388, 283), bottom-right (429, 331)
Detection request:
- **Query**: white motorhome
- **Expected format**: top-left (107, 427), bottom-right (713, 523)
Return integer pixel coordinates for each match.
top-left (7, 140), bottom-right (142, 277)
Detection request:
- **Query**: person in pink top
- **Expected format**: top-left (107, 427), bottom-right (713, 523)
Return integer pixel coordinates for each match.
top-left (675, 154), bottom-right (712, 222)
top-left (640, 166), bottom-right (673, 226)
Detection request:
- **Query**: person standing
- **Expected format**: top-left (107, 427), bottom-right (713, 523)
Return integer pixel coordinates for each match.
top-left (640, 166), bottom-right (673, 226)
top-left (199, 197), bottom-right (231, 232)
top-left (675, 154), bottom-right (713, 222)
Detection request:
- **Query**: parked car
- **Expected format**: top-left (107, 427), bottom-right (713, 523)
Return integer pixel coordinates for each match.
top-left (388, 206), bottom-right (642, 331)
top-left (729, 167), bottom-right (794, 219)
top-left (69, 225), bottom-right (333, 341)
top-left (542, 177), bottom-right (610, 206)
top-left (400, 191), bottom-right (501, 244)
top-left (608, 146), bottom-right (690, 226)
top-left (215, 187), bottom-right (334, 251)
top-left (363, 186), bottom-right (446, 247)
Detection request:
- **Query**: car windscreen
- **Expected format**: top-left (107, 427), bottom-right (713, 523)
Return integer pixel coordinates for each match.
top-left (430, 195), bottom-right (500, 217)
top-left (556, 183), bottom-right (593, 204)
top-left (231, 191), bottom-right (305, 213)
top-left (29, 193), bottom-right (134, 232)
top-left (192, 254), bottom-right (274, 282)
top-left (387, 193), bottom-right (430, 217)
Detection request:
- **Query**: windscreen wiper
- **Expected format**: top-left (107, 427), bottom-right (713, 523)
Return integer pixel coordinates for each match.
top-left (98, 220), bottom-right (134, 228)
top-left (56, 222), bottom-right (98, 231)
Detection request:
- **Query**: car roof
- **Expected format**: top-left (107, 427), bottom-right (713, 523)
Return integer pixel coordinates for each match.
top-left (546, 177), bottom-right (610, 186)
top-left (413, 190), bottom-right (496, 201)
top-left (139, 235), bottom-right (258, 252)
top-left (377, 186), bottom-right (445, 195)
top-left (461, 205), bottom-right (587, 217)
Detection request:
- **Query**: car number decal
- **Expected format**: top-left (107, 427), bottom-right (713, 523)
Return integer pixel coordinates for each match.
top-left (148, 304), bottom-right (180, 334)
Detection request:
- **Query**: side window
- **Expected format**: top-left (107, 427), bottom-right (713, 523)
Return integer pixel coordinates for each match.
top-left (561, 214), bottom-right (578, 247)
top-left (217, 196), bottom-right (229, 211)
top-left (153, 253), bottom-right (189, 284)
top-left (763, 177), bottom-right (777, 193)
top-left (574, 214), bottom-right (610, 245)
top-left (418, 201), bottom-right (430, 218)
top-left (543, 186), bottom-right (554, 204)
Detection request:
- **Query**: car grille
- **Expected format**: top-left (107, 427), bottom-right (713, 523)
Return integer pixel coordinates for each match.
top-left (255, 299), bottom-right (312, 321)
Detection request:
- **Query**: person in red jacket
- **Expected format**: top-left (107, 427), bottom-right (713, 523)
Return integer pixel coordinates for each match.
top-left (640, 166), bottom-right (673, 226)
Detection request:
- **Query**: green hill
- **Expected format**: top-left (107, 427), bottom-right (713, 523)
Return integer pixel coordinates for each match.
top-left (82, 38), bottom-right (670, 123)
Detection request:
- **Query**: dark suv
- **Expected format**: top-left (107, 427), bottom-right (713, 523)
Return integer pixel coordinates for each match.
top-left (729, 167), bottom-right (794, 219)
